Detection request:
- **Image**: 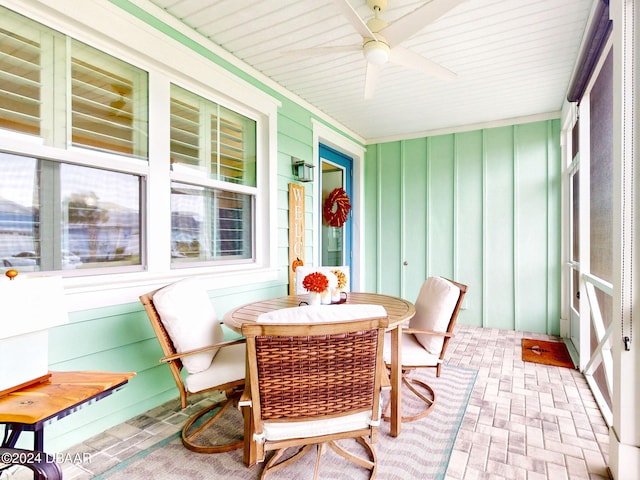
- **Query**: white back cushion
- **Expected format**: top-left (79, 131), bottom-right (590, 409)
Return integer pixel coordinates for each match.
top-left (257, 304), bottom-right (386, 323)
top-left (411, 277), bottom-right (460, 355)
top-left (153, 278), bottom-right (225, 374)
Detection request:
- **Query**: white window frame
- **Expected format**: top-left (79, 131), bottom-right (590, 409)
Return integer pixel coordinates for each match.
top-left (1, 0), bottom-right (280, 311)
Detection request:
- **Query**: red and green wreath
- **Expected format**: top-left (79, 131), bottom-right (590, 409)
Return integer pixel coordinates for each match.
top-left (323, 187), bottom-right (351, 227)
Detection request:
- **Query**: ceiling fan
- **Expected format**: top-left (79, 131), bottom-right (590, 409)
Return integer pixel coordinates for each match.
top-left (286, 0), bottom-right (465, 99)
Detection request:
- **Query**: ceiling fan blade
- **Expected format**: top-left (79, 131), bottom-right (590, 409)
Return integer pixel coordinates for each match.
top-left (331, 0), bottom-right (376, 39)
top-left (281, 45), bottom-right (360, 57)
top-left (389, 46), bottom-right (456, 80)
top-left (364, 62), bottom-right (382, 99)
top-left (382, 0), bottom-right (467, 46)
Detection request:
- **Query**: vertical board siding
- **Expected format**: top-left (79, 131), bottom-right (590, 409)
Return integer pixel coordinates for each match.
top-left (403, 138), bottom-right (429, 303)
top-left (378, 142), bottom-right (403, 296)
top-left (366, 119), bottom-right (561, 334)
top-left (364, 145), bottom-right (380, 293)
top-left (546, 120), bottom-right (562, 335)
top-left (428, 135), bottom-right (456, 278)
top-left (484, 126), bottom-right (517, 330)
top-left (514, 122), bottom-right (552, 332)
top-left (455, 130), bottom-right (484, 326)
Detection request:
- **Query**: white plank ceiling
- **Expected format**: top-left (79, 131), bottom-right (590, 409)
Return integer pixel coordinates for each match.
top-left (145, 0), bottom-right (595, 141)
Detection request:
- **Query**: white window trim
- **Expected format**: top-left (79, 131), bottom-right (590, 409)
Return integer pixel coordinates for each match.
top-left (2, 0), bottom-right (281, 311)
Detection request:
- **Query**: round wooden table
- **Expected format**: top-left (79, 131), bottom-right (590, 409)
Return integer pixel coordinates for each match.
top-left (223, 292), bottom-right (415, 465)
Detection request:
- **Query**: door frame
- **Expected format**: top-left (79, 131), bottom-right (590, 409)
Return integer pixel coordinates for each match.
top-left (561, 39), bottom-right (615, 426)
top-left (319, 143), bottom-right (353, 268)
top-left (312, 120), bottom-right (365, 291)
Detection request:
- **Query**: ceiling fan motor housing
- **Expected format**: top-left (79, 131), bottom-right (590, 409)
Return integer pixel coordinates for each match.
top-left (363, 3), bottom-right (389, 65)
top-left (363, 37), bottom-right (390, 64)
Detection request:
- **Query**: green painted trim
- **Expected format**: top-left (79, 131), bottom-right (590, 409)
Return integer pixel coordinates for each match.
top-left (481, 129), bottom-right (488, 327)
top-left (453, 134), bottom-right (459, 280)
top-left (545, 121), bottom-right (551, 333)
top-left (512, 124), bottom-right (519, 331)
top-left (425, 137), bottom-right (431, 276)
top-left (400, 140), bottom-right (406, 297)
top-left (376, 144), bottom-right (382, 292)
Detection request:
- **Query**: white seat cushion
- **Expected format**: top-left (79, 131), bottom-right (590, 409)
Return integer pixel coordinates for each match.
top-left (383, 331), bottom-right (441, 367)
top-left (153, 278), bottom-right (225, 374)
top-left (184, 341), bottom-right (246, 393)
top-left (411, 277), bottom-right (460, 354)
top-left (261, 408), bottom-right (377, 442)
top-left (257, 304), bottom-right (386, 323)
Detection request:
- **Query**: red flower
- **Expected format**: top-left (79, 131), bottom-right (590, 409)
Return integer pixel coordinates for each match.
top-left (302, 272), bottom-right (329, 293)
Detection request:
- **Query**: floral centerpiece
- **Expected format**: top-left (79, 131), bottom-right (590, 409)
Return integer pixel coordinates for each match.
top-left (331, 269), bottom-right (347, 290)
top-left (330, 269), bottom-right (347, 302)
top-left (302, 271), bottom-right (328, 293)
top-left (302, 272), bottom-right (329, 305)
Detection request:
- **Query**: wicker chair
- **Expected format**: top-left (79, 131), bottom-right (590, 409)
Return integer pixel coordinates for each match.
top-left (140, 279), bottom-right (246, 453)
top-left (383, 276), bottom-right (467, 423)
top-left (240, 304), bottom-right (388, 479)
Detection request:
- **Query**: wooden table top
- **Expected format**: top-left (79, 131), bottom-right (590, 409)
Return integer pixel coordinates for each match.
top-left (223, 292), bottom-right (415, 331)
top-left (0, 371), bottom-right (135, 425)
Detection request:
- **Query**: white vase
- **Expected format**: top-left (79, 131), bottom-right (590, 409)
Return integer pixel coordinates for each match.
top-left (321, 290), bottom-right (332, 304)
top-left (308, 292), bottom-right (321, 306)
top-left (331, 288), bottom-right (341, 303)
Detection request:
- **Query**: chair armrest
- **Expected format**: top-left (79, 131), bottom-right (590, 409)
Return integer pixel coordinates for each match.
top-left (379, 368), bottom-right (391, 390)
top-left (160, 338), bottom-right (246, 363)
top-left (403, 328), bottom-right (454, 338)
top-left (238, 387), bottom-right (252, 408)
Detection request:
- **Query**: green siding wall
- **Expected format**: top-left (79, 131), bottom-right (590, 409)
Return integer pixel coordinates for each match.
top-left (365, 119), bottom-right (561, 334)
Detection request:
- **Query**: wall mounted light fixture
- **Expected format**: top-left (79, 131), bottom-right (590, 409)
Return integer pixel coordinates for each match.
top-left (292, 156), bottom-right (314, 182)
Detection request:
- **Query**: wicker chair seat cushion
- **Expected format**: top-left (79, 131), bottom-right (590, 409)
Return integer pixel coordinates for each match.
top-left (411, 277), bottom-right (460, 355)
top-left (383, 332), bottom-right (441, 367)
top-left (259, 407), bottom-right (378, 442)
top-left (257, 304), bottom-right (386, 323)
top-left (153, 278), bottom-right (225, 374)
top-left (294, 265), bottom-right (351, 294)
top-left (184, 341), bottom-right (246, 393)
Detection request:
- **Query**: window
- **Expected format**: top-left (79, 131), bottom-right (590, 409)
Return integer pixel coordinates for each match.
top-left (70, 40), bottom-right (148, 158)
top-left (0, 8), bottom-right (48, 136)
top-left (0, 4), bottom-right (273, 285)
top-left (0, 8), bottom-right (148, 156)
top-left (0, 6), bottom-right (146, 273)
top-left (170, 85), bottom-right (256, 265)
top-left (171, 183), bottom-right (252, 262)
top-left (0, 152), bottom-right (141, 271)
